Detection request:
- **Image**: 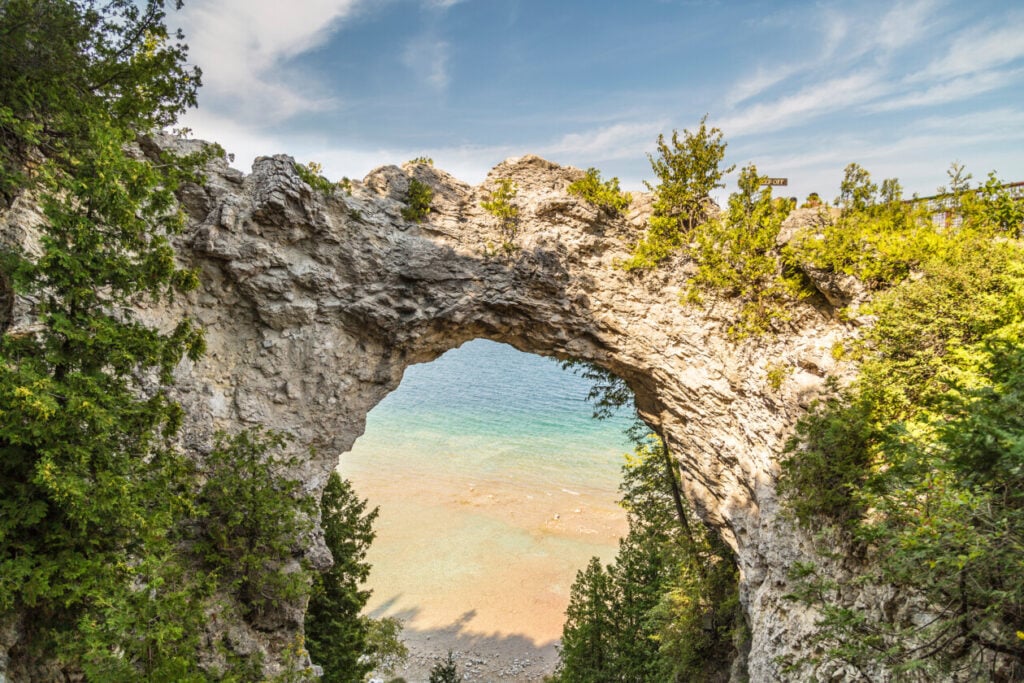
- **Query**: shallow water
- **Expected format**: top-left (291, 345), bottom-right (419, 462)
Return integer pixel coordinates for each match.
top-left (338, 339), bottom-right (632, 654)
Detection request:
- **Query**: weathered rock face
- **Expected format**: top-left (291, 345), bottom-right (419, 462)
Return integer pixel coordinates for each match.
top-left (3, 139), bottom-right (859, 680)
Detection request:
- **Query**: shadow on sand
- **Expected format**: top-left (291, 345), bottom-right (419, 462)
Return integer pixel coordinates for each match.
top-left (369, 596), bottom-right (560, 682)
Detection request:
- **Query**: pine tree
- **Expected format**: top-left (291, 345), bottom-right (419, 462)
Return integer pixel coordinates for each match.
top-left (428, 650), bottom-right (461, 683)
top-left (305, 471), bottom-right (381, 682)
top-left (0, 0), bottom-right (215, 674)
top-left (556, 557), bottom-right (615, 683)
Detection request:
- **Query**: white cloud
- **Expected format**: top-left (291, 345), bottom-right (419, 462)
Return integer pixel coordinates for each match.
top-left (867, 68), bottom-right (1024, 112)
top-left (922, 13), bottom-right (1024, 78)
top-left (716, 72), bottom-right (889, 137)
top-left (725, 66), bottom-right (800, 109)
top-left (911, 107), bottom-right (1024, 135)
top-left (178, 109), bottom-right (287, 173)
top-left (742, 108), bottom-right (1024, 200)
top-left (818, 9), bottom-right (849, 60)
top-left (539, 121), bottom-right (669, 163)
top-left (875, 0), bottom-right (942, 52)
top-left (178, 1), bottom-right (363, 123)
top-left (403, 37), bottom-right (452, 90)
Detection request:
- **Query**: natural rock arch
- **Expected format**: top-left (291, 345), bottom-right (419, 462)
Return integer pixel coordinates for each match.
top-left (157, 140), bottom-right (849, 680)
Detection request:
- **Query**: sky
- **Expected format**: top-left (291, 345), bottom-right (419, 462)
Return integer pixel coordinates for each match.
top-left (175, 0), bottom-right (1024, 204)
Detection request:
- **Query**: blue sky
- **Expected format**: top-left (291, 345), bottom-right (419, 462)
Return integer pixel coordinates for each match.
top-left (177, 0), bottom-right (1024, 203)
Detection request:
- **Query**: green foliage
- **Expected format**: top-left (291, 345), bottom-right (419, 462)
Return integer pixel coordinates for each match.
top-left (779, 170), bottom-right (1024, 676)
top-left (363, 617), bottom-right (409, 678)
top-left (428, 651), bottom-right (461, 683)
top-left (764, 362), bottom-right (792, 392)
top-left (623, 116), bottom-right (733, 270)
top-left (801, 192), bottom-right (822, 208)
top-left (836, 162), bottom-right (879, 211)
top-left (408, 156), bottom-right (434, 166)
top-left (196, 429), bottom-right (314, 622)
top-left (960, 171), bottom-right (1024, 236)
top-left (295, 161), bottom-right (338, 195)
top-left (0, 0), bottom-right (201, 206)
top-left (559, 359), bottom-right (634, 421)
top-left (684, 164), bottom-right (807, 338)
top-left (0, 3), bottom-right (387, 679)
top-left (777, 387), bottom-right (876, 528)
top-left (557, 557), bottom-right (617, 682)
top-left (567, 167), bottom-right (632, 216)
top-left (481, 178), bottom-right (520, 252)
top-left (73, 526), bottom-right (214, 682)
top-left (0, 1), bottom-right (217, 674)
top-left (401, 177), bottom-right (434, 222)
top-left (784, 164), bottom-right (936, 289)
top-left (306, 472), bottom-right (408, 682)
top-left (554, 437), bottom-right (742, 683)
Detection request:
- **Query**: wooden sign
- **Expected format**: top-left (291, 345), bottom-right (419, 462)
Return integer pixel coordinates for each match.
top-left (761, 177), bottom-right (788, 186)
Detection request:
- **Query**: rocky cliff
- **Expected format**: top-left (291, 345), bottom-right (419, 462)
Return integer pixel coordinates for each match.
top-left (3, 138), bottom-right (860, 680)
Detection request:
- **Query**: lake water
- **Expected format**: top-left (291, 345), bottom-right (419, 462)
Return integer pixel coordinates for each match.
top-left (337, 339), bottom-right (633, 676)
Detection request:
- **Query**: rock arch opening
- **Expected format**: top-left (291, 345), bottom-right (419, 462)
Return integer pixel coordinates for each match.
top-left (338, 339), bottom-right (634, 678)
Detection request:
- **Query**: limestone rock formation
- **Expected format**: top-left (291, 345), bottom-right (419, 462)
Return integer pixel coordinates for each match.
top-left (3, 138), bottom-right (864, 680)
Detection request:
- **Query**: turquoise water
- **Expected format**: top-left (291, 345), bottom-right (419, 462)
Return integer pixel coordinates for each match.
top-left (344, 339), bottom-right (634, 493)
top-left (338, 339), bottom-right (634, 645)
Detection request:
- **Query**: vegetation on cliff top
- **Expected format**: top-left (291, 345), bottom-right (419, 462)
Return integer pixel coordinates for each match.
top-left (619, 115), bottom-right (1024, 677)
top-left (567, 167), bottom-right (632, 216)
top-left (776, 168), bottom-right (1024, 679)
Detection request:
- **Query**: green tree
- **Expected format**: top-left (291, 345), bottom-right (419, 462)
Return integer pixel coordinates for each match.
top-left (624, 116), bottom-right (733, 269)
top-left (481, 178), bottom-right (520, 251)
top-left (836, 162), bottom-right (878, 212)
top-left (779, 170), bottom-right (1024, 677)
top-left (0, 0), bottom-right (213, 674)
top-left (557, 557), bottom-right (616, 683)
top-left (428, 651), bottom-right (461, 683)
top-left (0, 0), bottom-right (200, 205)
top-left (554, 436), bottom-right (741, 683)
top-left (684, 164), bottom-right (805, 338)
top-left (305, 471), bottom-right (385, 682)
top-left (196, 429), bottom-right (314, 623)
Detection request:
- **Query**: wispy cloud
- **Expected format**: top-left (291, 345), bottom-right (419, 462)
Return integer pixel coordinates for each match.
top-left (921, 12), bottom-right (1024, 78)
top-left (743, 107), bottom-right (1024, 198)
top-left (403, 37), bottom-right (453, 91)
top-left (178, 0), bottom-right (363, 122)
top-left (539, 121), bottom-right (669, 162)
top-left (867, 68), bottom-right (1024, 112)
top-left (875, 0), bottom-right (943, 53)
top-left (725, 66), bottom-right (799, 109)
top-left (818, 8), bottom-right (849, 61)
top-left (717, 72), bottom-right (889, 137)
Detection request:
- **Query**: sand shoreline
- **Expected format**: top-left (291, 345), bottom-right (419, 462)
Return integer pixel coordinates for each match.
top-left (341, 470), bottom-right (627, 683)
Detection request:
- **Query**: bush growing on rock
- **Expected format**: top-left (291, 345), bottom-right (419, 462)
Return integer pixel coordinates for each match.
top-left (402, 177), bottom-right (434, 222)
top-left (481, 178), bottom-right (520, 252)
top-left (567, 167), bottom-right (632, 216)
top-left (623, 115), bottom-right (733, 270)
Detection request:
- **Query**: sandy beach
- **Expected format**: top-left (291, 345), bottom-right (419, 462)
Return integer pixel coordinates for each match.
top-left (343, 466), bottom-right (628, 682)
